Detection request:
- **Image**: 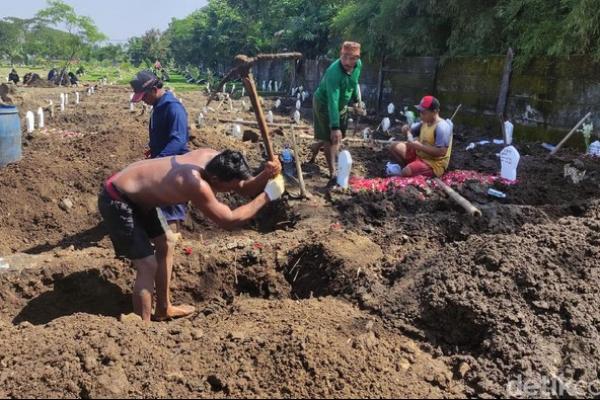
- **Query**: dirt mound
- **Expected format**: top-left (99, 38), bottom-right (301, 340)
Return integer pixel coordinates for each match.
top-left (283, 231), bottom-right (384, 301)
top-left (379, 209), bottom-right (600, 397)
top-left (0, 244), bottom-right (464, 399)
top-left (0, 298), bottom-right (464, 398)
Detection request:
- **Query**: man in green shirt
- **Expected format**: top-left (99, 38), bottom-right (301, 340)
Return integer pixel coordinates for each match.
top-left (310, 41), bottom-right (362, 182)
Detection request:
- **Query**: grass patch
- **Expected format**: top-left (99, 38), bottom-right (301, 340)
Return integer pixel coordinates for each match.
top-left (0, 64), bottom-right (205, 92)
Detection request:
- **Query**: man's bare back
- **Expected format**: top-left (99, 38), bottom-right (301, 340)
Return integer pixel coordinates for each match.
top-left (113, 148), bottom-right (219, 210)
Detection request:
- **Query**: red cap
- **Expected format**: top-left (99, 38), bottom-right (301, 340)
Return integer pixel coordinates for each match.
top-left (415, 95), bottom-right (440, 112)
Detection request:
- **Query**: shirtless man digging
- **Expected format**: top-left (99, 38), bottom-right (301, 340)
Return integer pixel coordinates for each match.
top-left (98, 148), bottom-right (284, 322)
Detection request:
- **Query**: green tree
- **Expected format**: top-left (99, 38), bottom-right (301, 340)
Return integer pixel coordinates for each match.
top-left (90, 43), bottom-right (127, 63)
top-left (35, 0), bottom-right (107, 70)
top-left (127, 29), bottom-right (169, 67)
top-left (0, 18), bottom-right (31, 64)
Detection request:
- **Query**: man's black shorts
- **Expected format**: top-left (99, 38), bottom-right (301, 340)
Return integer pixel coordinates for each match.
top-left (98, 188), bottom-right (168, 260)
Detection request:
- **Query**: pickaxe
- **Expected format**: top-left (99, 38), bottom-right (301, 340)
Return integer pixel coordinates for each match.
top-left (208, 52), bottom-right (303, 161)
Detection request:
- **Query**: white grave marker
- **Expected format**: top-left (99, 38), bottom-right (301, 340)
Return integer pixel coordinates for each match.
top-left (500, 145), bottom-right (520, 181)
top-left (26, 111), bottom-right (35, 133)
top-left (37, 107), bottom-right (44, 128)
top-left (504, 120), bottom-right (514, 145)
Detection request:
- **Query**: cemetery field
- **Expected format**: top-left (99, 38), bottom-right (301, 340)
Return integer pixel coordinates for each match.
top-left (0, 81), bottom-right (599, 398)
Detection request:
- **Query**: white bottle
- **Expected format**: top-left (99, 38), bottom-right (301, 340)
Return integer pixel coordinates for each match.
top-left (337, 150), bottom-right (353, 189)
top-left (267, 111), bottom-right (274, 124)
top-left (231, 124), bottom-right (242, 139)
top-left (387, 103), bottom-right (395, 115)
top-left (381, 117), bottom-right (391, 132)
top-left (293, 110), bottom-right (301, 125)
top-left (75, 92), bottom-right (80, 104)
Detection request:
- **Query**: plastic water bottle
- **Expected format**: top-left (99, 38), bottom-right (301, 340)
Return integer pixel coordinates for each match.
top-left (487, 188), bottom-right (507, 198)
top-left (281, 145), bottom-right (295, 176)
top-left (337, 150), bottom-right (353, 189)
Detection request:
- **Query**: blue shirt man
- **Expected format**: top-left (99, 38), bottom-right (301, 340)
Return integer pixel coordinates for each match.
top-left (130, 70), bottom-right (190, 223)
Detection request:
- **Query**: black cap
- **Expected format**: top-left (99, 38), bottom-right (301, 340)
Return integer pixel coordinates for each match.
top-left (130, 70), bottom-right (160, 102)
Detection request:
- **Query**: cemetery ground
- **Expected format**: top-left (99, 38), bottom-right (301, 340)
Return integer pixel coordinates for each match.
top-left (0, 80), bottom-right (600, 398)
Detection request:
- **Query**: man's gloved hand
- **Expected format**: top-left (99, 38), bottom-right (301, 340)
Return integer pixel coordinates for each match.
top-left (264, 174), bottom-right (285, 201)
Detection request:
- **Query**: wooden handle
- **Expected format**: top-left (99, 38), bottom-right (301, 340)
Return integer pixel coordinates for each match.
top-left (548, 112), bottom-right (592, 158)
top-left (242, 75), bottom-right (275, 161)
top-left (291, 127), bottom-right (309, 199)
top-left (434, 178), bottom-right (482, 217)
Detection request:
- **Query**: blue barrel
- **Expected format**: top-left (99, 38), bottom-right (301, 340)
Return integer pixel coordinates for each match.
top-left (0, 105), bottom-right (22, 167)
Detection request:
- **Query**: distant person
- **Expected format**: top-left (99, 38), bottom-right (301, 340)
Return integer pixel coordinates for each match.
top-left (389, 96), bottom-right (453, 177)
top-left (98, 148), bottom-right (284, 321)
top-left (58, 71), bottom-right (69, 86)
top-left (47, 68), bottom-right (57, 82)
top-left (68, 72), bottom-right (79, 86)
top-left (23, 72), bottom-right (41, 86)
top-left (309, 41), bottom-right (363, 184)
top-left (8, 69), bottom-right (19, 85)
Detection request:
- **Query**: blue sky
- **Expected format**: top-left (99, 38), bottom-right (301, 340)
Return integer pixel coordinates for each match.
top-left (2, 0), bottom-right (209, 43)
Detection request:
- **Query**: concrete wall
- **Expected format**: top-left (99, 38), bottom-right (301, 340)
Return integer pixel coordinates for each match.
top-left (434, 56), bottom-right (600, 145)
top-left (269, 55), bottom-right (600, 146)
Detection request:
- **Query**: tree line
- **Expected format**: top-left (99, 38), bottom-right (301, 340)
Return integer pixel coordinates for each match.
top-left (2, 0), bottom-right (600, 70)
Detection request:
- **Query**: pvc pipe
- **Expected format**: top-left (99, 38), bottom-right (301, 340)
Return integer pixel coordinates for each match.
top-left (37, 107), bottom-right (44, 128)
top-left (26, 111), bottom-right (35, 133)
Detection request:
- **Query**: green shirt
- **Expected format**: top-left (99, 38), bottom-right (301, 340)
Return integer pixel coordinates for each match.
top-left (314, 58), bottom-right (362, 129)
